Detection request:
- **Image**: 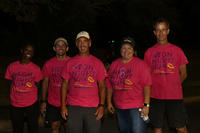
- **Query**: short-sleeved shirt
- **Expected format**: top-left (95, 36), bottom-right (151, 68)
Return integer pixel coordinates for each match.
top-left (42, 57), bottom-right (70, 107)
top-left (5, 61), bottom-right (43, 107)
top-left (107, 57), bottom-right (152, 109)
top-left (144, 43), bottom-right (188, 99)
top-left (62, 55), bottom-right (107, 107)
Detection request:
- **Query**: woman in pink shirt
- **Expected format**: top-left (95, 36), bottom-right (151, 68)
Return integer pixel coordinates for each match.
top-left (5, 44), bottom-right (43, 133)
top-left (106, 37), bottom-right (152, 133)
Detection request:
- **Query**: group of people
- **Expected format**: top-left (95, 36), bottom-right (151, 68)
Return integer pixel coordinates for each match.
top-left (5, 18), bottom-right (188, 133)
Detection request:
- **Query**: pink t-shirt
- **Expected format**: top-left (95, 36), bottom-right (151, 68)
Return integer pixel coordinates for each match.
top-left (62, 55), bottom-right (107, 107)
top-left (107, 57), bottom-right (152, 109)
top-left (5, 61), bottom-right (43, 107)
top-left (42, 57), bottom-right (70, 107)
top-left (144, 43), bottom-right (188, 99)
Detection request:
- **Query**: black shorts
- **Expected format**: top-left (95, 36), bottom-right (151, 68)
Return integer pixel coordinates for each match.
top-left (46, 103), bottom-right (65, 122)
top-left (149, 98), bottom-right (188, 128)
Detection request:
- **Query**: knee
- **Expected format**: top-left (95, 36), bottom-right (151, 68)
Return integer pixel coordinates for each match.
top-left (176, 126), bottom-right (187, 133)
top-left (154, 128), bottom-right (162, 133)
top-left (51, 122), bottom-right (61, 131)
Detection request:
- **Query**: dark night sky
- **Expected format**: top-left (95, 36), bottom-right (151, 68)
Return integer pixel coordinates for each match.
top-left (0, 0), bottom-right (200, 59)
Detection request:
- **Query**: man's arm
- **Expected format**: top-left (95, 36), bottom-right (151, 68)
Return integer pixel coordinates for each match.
top-left (60, 79), bottom-right (69, 120)
top-left (107, 87), bottom-right (115, 114)
top-left (95, 80), bottom-right (106, 120)
top-left (179, 64), bottom-right (187, 83)
top-left (40, 77), bottom-right (49, 114)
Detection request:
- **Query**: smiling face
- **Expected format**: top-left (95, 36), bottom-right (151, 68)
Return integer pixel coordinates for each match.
top-left (21, 44), bottom-right (34, 60)
top-left (153, 22), bottom-right (170, 44)
top-left (53, 40), bottom-right (68, 56)
top-left (76, 37), bottom-right (91, 56)
top-left (120, 44), bottom-right (134, 62)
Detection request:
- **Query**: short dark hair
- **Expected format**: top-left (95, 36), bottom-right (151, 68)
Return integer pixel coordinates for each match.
top-left (153, 18), bottom-right (170, 30)
top-left (21, 42), bottom-right (35, 50)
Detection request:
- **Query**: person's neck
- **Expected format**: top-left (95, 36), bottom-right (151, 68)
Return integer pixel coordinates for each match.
top-left (20, 59), bottom-right (31, 65)
top-left (122, 57), bottom-right (133, 63)
top-left (79, 52), bottom-right (90, 58)
top-left (56, 54), bottom-right (67, 60)
top-left (157, 40), bottom-right (168, 46)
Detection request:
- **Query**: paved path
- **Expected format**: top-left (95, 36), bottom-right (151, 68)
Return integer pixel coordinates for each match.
top-left (0, 99), bottom-right (200, 133)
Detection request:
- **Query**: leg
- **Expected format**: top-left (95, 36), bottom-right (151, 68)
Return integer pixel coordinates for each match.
top-left (67, 106), bottom-right (83, 133)
top-left (26, 102), bottom-right (39, 133)
top-left (10, 106), bottom-right (25, 133)
top-left (167, 100), bottom-right (188, 133)
top-left (46, 103), bottom-right (63, 133)
top-left (84, 107), bottom-right (101, 133)
top-left (129, 108), bottom-right (146, 133)
top-left (150, 99), bottom-right (165, 133)
top-left (51, 121), bottom-right (61, 133)
top-left (63, 121), bottom-right (68, 133)
top-left (154, 128), bottom-right (162, 133)
top-left (176, 126), bottom-right (188, 133)
top-left (116, 108), bottom-right (131, 133)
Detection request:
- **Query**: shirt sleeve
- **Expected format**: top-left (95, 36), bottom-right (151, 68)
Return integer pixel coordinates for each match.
top-left (42, 62), bottom-right (50, 78)
top-left (105, 63), bottom-right (114, 89)
top-left (34, 67), bottom-right (43, 82)
top-left (139, 62), bottom-right (152, 88)
top-left (61, 61), bottom-right (71, 80)
top-left (4, 64), bottom-right (12, 80)
top-left (144, 50), bottom-right (151, 67)
top-left (96, 61), bottom-right (107, 82)
top-left (177, 48), bottom-right (188, 67)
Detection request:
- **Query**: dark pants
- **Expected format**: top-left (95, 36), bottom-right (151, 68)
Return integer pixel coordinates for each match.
top-left (10, 101), bottom-right (39, 133)
top-left (67, 105), bottom-right (101, 133)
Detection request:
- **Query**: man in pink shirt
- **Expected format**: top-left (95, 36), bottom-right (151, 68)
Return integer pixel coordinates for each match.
top-left (144, 18), bottom-right (188, 133)
top-left (5, 43), bottom-right (43, 133)
top-left (61, 31), bottom-right (106, 133)
top-left (40, 37), bottom-right (70, 133)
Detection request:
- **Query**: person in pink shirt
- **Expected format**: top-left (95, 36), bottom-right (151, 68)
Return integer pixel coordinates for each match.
top-left (144, 18), bottom-right (188, 133)
top-left (5, 43), bottom-right (43, 133)
top-left (106, 36), bottom-right (152, 133)
top-left (40, 37), bottom-right (70, 133)
top-left (60, 31), bottom-right (106, 133)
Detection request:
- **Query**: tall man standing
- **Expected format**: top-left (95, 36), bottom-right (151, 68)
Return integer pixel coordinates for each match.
top-left (144, 18), bottom-right (188, 133)
top-left (61, 31), bottom-right (106, 133)
top-left (40, 37), bottom-right (70, 133)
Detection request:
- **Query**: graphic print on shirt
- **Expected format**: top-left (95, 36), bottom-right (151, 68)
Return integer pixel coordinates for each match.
top-left (110, 67), bottom-right (134, 90)
top-left (72, 64), bottom-right (96, 88)
top-left (152, 51), bottom-right (175, 75)
top-left (51, 66), bottom-right (64, 89)
top-left (12, 72), bottom-right (33, 93)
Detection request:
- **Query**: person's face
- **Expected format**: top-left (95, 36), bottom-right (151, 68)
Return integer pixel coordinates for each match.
top-left (120, 44), bottom-right (134, 60)
top-left (53, 41), bottom-right (68, 56)
top-left (76, 37), bottom-right (91, 54)
top-left (153, 22), bottom-right (170, 42)
top-left (21, 45), bottom-right (34, 60)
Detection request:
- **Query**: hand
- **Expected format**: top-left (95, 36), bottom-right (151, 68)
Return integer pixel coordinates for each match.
top-left (141, 106), bottom-right (149, 117)
top-left (61, 106), bottom-right (68, 120)
top-left (107, 103), bottom-right (115, 114)
top-left (40, 102), bottom-right (47, 114)
top-left (95, 106), bottom-right (104, 120)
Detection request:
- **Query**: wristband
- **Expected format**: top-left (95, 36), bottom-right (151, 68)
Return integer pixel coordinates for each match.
top-left (98, 104), bottom-right (105, 108)
top-left (40, 100), bottom-right (47, 103)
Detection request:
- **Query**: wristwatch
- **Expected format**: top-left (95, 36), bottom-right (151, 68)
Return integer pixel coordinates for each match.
top-left (143, 103), bottom-right (150, 107)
